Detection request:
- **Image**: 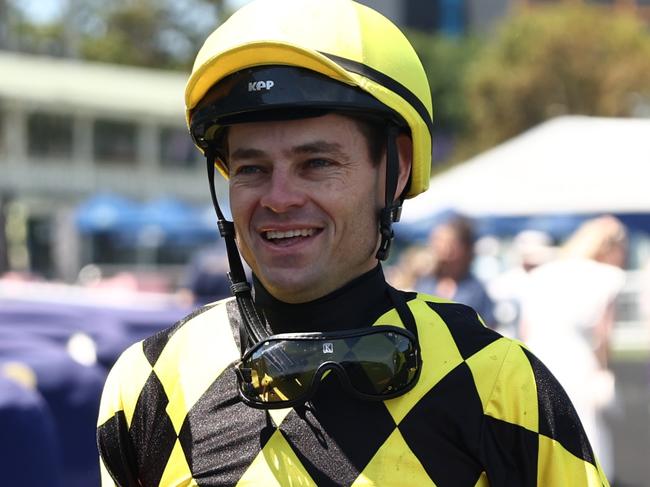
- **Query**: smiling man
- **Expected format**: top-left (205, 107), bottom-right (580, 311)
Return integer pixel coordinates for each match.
top-left (96, 1), bottom-right (609, 486)
top-left (227, 114), bottom-right (410, 303)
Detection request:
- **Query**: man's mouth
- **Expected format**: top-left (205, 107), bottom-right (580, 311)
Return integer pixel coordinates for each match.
top-left (263, 228), bottom-right (318, 244)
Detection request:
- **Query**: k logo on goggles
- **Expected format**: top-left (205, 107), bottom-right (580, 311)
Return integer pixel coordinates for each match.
top-left (235, 325), bottom-right (421, 409)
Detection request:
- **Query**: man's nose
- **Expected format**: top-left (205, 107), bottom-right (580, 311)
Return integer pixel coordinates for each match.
top-left (259, 169), bottom-right (307, 213)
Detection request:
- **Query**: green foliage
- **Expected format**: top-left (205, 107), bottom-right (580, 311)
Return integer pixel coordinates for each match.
top-left (3, 0), bottom-right (233, 70)
top-left (7, 19), bottom-right (68, 56)
top-left (80, 1), bottom-right (172, 68)
top-left (406, 30), bottom-right (480, 134)
top-left (464, 4), bottom-right (650, 152)
top-left (80, 0), bottom-right (233, 70)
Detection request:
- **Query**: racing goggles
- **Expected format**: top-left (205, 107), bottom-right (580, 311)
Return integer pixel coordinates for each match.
top-left (235, 325), bottom-right (421, 409)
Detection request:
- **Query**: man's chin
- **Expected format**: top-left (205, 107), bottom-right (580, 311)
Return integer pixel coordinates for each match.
top-left (259, 271), bottom-right (326, 304)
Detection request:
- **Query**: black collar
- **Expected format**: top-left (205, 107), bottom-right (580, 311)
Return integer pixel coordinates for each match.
top-left (253, 265), bottom-right (393, 334)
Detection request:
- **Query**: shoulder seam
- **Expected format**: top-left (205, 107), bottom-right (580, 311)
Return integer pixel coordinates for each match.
top-left (477, 338), bottom-right (516, 467)
top-left (484, 338), bottom-right (516, 414)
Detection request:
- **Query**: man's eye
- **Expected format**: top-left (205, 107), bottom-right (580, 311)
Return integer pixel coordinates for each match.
top-left (234, 165), bottom-right (263, 175)
top-left (307, 158), bottom-right (333, 168)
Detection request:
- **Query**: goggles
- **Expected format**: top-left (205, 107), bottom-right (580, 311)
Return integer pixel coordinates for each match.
top-left (235, 325), bottom-right (421, 409)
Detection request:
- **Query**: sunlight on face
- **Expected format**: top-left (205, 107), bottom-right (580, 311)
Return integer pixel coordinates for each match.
top-left (227, 114), bottom-right (384, 303)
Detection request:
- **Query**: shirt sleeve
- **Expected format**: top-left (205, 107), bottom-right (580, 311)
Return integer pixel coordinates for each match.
top-left (96, 343), bottom-right (145, 487)
top-left (100, 457), bottom-right (119, 487)
top-left (479, 340), bottom-right (610, 487)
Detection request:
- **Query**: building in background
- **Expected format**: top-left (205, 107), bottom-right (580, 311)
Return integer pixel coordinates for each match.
top-left (359, 0), bottom-right (512, 34)
top-left (0, 51), bottom-right (224, 281)
top-left (362, 0), bottom-right (650, 35)
top-left (359, 0), bottom-right (475, 35)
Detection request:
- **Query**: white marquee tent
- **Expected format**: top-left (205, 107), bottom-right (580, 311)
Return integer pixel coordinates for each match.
top-left (402, 116), bottom-right (650, 223)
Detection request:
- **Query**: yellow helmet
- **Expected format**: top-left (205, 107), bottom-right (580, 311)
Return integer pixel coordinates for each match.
top-left (185, 0), bottom-right (433, 198)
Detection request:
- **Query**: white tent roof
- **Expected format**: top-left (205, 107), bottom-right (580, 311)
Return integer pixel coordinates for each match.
top-left (402, 116), bottom-right (650, 222)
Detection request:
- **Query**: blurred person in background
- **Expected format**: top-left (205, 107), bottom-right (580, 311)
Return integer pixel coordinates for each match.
top-left (0, 363), bottom-right (63, 486)
top-left (416, 215), bottom-right (496, 327)
top-left (176, 244), bottom-right (232, 306)
top-left (488, 229), bottom-right (556, 338)
top-left (384, 243), bottom-right (433, 291)
top-left (520, 215), bottom-right (628, 482)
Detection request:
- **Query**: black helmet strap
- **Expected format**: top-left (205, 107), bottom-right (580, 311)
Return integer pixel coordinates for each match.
top-left (205, 149), bottom-right (270, 355)
top-left (376, 124), bottom-right (402, 261)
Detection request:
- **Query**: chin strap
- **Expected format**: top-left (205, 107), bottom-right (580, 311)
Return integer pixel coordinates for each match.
top-left (376, 124), bottom-right (403, 261)
top-left (205, 149), bottom-right (270, 355)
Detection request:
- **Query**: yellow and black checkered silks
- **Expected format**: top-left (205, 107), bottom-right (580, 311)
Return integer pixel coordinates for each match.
top-left (185, 0), bottom-right (433, 199)
top-left (97, 294), bottom-right (609, 486)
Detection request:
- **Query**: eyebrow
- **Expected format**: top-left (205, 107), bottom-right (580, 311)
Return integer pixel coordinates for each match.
top-left (292, 140), bottom-right (344, 156)
top-left (230, 140), bottom-right (346, 161)
top-left (230, 147), bottom-right (267, 160)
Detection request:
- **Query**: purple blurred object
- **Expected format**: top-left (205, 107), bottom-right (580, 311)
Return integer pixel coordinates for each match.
top-left (0, 374), bottom-right (64, 487)
top-left (0, 294), bottom-right (191, 486)
top-left (0, 337), bottom-right (105, 487)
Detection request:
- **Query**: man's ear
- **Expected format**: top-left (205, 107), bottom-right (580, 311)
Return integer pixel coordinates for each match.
top-left (395, 133), bottom-right (413, 198)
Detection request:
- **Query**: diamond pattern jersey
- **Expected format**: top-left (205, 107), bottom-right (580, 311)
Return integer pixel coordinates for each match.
top-left (97, 294), bottom-right (609, 487)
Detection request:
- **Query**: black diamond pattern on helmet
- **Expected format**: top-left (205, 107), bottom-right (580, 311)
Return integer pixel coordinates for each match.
top-left (399, 362), bottom-right (484, 487)
top-left (128, 371), bottom-right (178, 487)
top-left (481, 415), bottom-right (538, 487)
top-left (522, 348), bottom-right (596, 465)
top-left (142, 306), bottom-right (212, 366)
top-left (279, 377), bottom-right (396, 487)
top-left (178, 367), bottom-right (270, 486)
top-left (427, 302), bottom-right (500, 360)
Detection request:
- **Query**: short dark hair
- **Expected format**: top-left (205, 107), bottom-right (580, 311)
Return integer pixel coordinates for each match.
top-left (345, 113), bottom-right (387, 167)
top-left (440, 216), bottom-right (475, 250)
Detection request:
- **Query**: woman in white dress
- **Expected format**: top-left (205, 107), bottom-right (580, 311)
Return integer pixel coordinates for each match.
top-left (521, 215), bottom-right (627, 480)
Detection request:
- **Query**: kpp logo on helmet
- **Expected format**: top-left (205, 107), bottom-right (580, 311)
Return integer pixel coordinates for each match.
top-left (248, 80), bottom-right (275, 92)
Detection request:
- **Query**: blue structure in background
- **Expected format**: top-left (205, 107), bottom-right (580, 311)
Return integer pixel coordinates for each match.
top-left (75, 193), bottom-right (142, 235)
top-left (439, 0), bottom-right (466, 36)
top-left (396, 209), bottom-right (650, 246)
top-left (405, 0), bottom-right (466, 36)
top-left (75, 193), bottom-right (219, 244)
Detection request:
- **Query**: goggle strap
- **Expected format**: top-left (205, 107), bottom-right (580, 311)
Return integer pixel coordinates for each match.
top-left (205, 150), bottom-right (271, 354)
top-left (387, 285), bottom-right (419, 341)
top-left (236, 293), bottom-right (270, 346)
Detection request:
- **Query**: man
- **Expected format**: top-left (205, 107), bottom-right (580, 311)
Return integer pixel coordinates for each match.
top-left (97, 1), bottom-right (609, 485)
top-left (417, 215), bottom-right (496, 327)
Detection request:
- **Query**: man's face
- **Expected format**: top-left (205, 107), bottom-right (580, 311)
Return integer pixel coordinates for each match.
top-left (227, 114), bottom-right (384, 303)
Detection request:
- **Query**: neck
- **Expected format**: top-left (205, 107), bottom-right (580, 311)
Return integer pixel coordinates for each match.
top-left (253, 264), bottom-right (393, 334)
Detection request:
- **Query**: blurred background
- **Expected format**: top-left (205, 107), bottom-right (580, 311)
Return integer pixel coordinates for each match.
top-left (0, 0), bottom-right (649, 485)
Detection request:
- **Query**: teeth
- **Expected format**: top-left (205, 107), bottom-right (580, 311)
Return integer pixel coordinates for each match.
top-left (265, 229), bottom-right (315, 240)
